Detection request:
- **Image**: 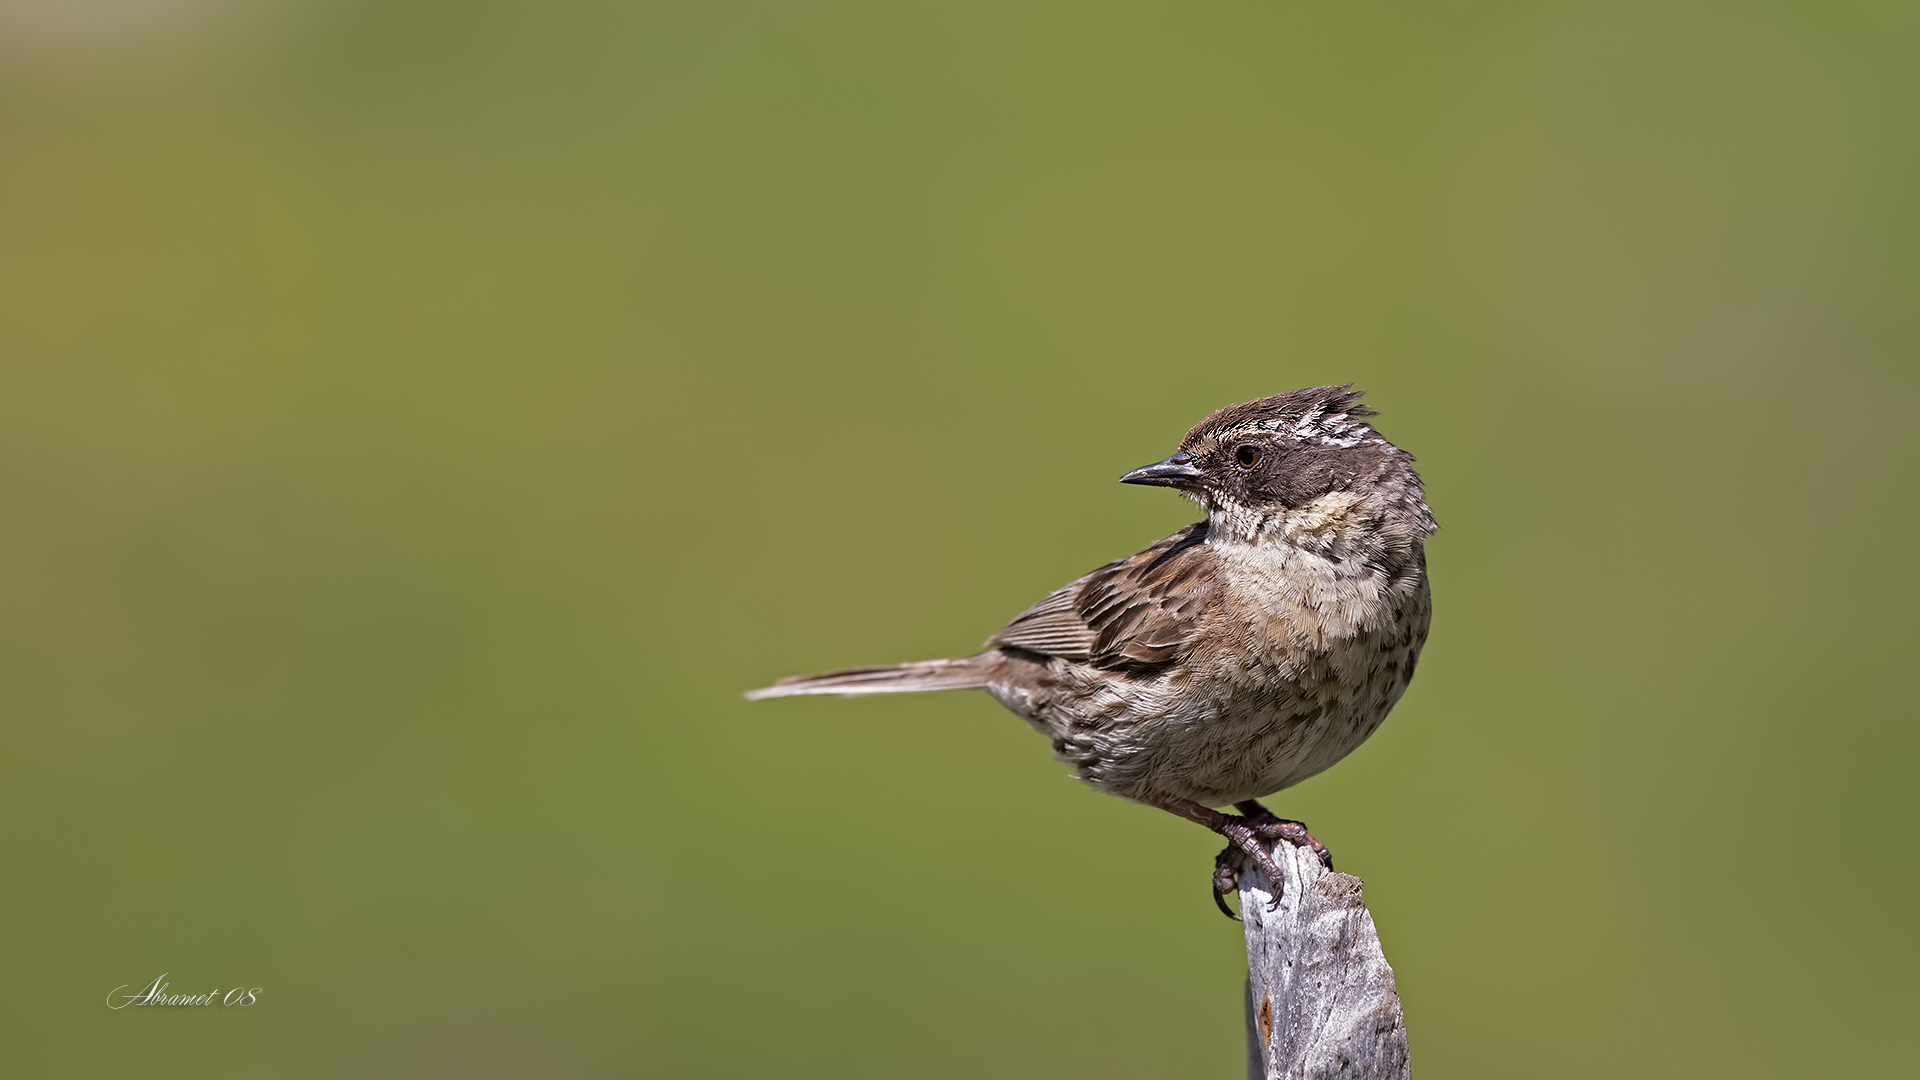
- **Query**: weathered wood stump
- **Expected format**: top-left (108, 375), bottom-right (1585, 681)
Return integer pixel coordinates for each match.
top-left (1238, 840), bottom-right (1410, 1079)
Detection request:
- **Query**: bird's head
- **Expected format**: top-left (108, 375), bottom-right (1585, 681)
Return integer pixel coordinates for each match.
top-left (1120, 385), bottom-right (1435, 551)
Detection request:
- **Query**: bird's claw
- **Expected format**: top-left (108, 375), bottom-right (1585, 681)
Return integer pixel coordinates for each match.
top-left (1254, 818), bottom-right (1332, 871)
top-left (1209, 807), bottom-right (1335, 918)
top-left (1212, 846), bottom-right (1243, 920)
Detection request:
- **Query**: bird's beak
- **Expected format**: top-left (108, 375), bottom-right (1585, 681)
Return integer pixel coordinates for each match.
top-left (1119, 451), bottom-right (1205, 488)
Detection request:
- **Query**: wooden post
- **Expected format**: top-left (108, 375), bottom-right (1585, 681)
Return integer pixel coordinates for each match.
top-left (1238, 840), bottom-right (1411, 1079)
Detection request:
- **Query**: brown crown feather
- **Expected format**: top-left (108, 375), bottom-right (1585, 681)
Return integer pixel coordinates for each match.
top-left (1181, 385), bottom-right (1379, 450)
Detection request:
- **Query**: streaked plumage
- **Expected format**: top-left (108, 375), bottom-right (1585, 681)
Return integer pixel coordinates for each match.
top-left (749, 386), bottom-right (1435, 913)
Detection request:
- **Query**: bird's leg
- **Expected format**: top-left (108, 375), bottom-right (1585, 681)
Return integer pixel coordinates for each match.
top-left (1233, 800), bottom-right (1333, 871)
top-left (1138, 795), bottom-right (1326, 919)
top-left (1210, 801), bottom-right (1335, 917)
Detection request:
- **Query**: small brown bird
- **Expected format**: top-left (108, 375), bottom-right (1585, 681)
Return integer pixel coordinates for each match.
top-left (748, 387), bottom-right (1435, 915)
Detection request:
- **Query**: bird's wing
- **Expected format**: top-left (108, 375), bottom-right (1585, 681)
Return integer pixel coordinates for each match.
top-left (987, 522), bottom-right (1218, 670)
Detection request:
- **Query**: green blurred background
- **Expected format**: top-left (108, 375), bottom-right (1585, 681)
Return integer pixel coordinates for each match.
top-left (3, 1), bottom-right (1915, 1076)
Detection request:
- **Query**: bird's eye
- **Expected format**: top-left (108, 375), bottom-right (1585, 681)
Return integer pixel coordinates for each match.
top-left (1233, 443), bottom-right (1263, 469)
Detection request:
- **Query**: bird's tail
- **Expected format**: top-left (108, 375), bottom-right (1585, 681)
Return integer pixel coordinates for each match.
top-left (744, 654), bottom-right (1000, 700)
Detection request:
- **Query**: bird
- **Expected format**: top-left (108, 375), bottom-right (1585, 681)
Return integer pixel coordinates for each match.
top-left (747, 386), bottom-right (1435, 916)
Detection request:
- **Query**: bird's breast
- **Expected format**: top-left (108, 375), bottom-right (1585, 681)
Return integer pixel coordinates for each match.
top-left (1206, 541), bottom-right (1401, 666)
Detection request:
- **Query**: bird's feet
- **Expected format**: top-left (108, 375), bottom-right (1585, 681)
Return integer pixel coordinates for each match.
top-left (1210, 801), bottom-right (1334, 920)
